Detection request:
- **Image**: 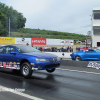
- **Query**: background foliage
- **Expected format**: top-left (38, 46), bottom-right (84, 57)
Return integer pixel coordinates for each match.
top-left (11, 28), bottom-right (89, 41)
top-left (0, 2), bottom-right (26, 36)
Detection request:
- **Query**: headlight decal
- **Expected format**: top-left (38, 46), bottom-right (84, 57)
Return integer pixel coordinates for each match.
top-left (31, 63), bottom-right (36, 66)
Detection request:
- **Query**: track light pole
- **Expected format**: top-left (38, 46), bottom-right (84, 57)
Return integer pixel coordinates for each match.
top-left (9, 17), bottom-right (10, 37)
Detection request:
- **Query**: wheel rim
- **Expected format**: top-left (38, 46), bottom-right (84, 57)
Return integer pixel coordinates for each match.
top-left (76, 57), bottom-right (80, 61)
top-left (22, 65), bottom-right (29, 76)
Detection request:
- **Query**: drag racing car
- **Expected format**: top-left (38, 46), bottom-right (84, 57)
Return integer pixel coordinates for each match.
top-left (0, 45), bottom-right (60, 78)
top-left (70, 48), bottom-right (100, 61)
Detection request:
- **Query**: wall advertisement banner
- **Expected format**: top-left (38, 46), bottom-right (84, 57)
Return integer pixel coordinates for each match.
top-left (0, 37), bottom-right (15, 44)
top-left (86, 40), bottom-right (92, 45)
top-left (31, 38), bottom-right (46, 45)
top-left (61, 39), bottom-right (73, 45)
top-left (15, 38), bottom-right (31, 44)
top-left (47, 39), bottom-right (61, 45)
top-left (74, 40), bottom-right (85, 45)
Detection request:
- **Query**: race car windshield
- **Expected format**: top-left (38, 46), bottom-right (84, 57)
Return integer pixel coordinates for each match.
top-left (96, 49), bottom-right (100, 52)
top-left (15, 46), bottom-right (40, 53)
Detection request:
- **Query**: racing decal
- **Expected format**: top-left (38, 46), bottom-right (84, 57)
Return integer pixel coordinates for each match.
top-left (87, 62), bottom-right (100, 69)
top-left (13, 62), bottom-right (17, 67)
top-left (6, 66), bottom-right (17, 69)
top-left (0, 62), bottom-right (20, 70)
top-left (32, 67), bottom-right (38, 70)
top-left (0, 62), bottom-right (2, 67)
top-left (16, 66), bottom-right (20, 70)
top-left (3, 62), bottom-right (6, 68)
top-left (17, 62), bottom-right (20, 64)
top-left (31, 63), bottom-right (35, 66)
top-left (31, 38), bottom-right (46, 45)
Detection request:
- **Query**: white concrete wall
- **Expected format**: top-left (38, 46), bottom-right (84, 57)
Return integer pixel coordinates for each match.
top-left (92, 8), bottom-right (100, 47)
top-left (47, 39), bottom-right (60, 45)
top-left (46, 52), bottom-right (72, 58)
top-left (92, 35), bottom-right (100, 47)
top-left (93, 19), bottom-right (100, 24)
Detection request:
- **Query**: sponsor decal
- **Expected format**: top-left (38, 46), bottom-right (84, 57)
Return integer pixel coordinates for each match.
top-left (32, 67), bottom-right (38, 70)
top-left (61, 39), bottom-right (73, 45)
top-left (87, 62), bottom-right (100, 69)
top-left (13, 62), bottom-right (17, 67)
top-left (31, 38), bottom-right (46, 45)
top-left (15, 38), bottom-right (30, 44)
top-left (31, 63), bottom-right (35, 66)
top-left (0, 62), bottom-right (2, 66)
top-left (3, 62), bottom-right (6, 68)
top-left (6, 67), bottom-right (16, 69)
top-left (0, 61), bottom-right (20, 69)
top-left (17, 62), bottom-right (20, 64)
top-left (6, 62), bottom-right (10, 67)
top-left (16, 66), bottom-right (20, 70)
top-left (22, 38), bottom-right (25, 41)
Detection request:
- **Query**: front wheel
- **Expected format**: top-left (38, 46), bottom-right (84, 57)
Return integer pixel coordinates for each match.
top-left (75, 56), bottom-right (81, 61)
top-left (21, 62), bottom-right (33, 78)
top-left (46, 68), bottom-right (55, 73)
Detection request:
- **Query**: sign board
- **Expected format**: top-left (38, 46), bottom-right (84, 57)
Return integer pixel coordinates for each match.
top-left (15, 38), bottom-right (31, 44)
top-left (31, 38), bottom-right (46, 45)
top-left (61, 39), bottom-right (73, 45)
top-left (0, 37), bottom-right (15, 44)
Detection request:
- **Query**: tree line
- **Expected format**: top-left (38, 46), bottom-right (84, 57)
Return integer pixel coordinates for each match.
top-left (0, 2), bottom-right (26, 36)
top-left (11, 28), bottom-right (90, 41)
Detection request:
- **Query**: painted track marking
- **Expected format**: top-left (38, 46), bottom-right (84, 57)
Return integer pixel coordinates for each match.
top-left (0, 85), bottom-right (44, 100)
top-left (57, 68), bottom-right (100, 75)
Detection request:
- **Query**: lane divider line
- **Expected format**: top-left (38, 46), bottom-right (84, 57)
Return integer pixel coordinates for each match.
top-left (0, 85), bottom-right (44, 100)
top-left (57, 68), bottom-right (100, 75)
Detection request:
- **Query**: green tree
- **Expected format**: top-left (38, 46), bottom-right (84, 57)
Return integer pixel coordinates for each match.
top-left (0, 21), bottom-right (4, 35)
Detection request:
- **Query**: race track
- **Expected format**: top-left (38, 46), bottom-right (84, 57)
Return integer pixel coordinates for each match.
top-left (0, 61), bottom-right (100, 100)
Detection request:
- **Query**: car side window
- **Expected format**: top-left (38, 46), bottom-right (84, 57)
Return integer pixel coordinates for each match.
top-left (0, 47), bottom-right (4, 54)
top-left (85, 50), bottom-right (96, 53)
top-left (4, 46), bottom-right (15, 54)
top-left (88, 50), bottom-right (96, 52)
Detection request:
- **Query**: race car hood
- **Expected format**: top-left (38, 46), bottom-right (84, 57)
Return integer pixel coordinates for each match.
top-left (22, 52), bottom-right (58, 58)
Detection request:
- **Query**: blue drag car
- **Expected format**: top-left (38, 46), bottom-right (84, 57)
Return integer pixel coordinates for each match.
top-left (0, 45), bottom-right (60, 78)
top-left (70, 48), bottom-right (100, 61)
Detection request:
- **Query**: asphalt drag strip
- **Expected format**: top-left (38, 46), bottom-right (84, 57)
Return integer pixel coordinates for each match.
top-left (0, 63), bottom-right (100, 100)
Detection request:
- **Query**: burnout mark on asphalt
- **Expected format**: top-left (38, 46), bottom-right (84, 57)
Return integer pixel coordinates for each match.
top-left (57, 68), bottom-right (100, 75)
